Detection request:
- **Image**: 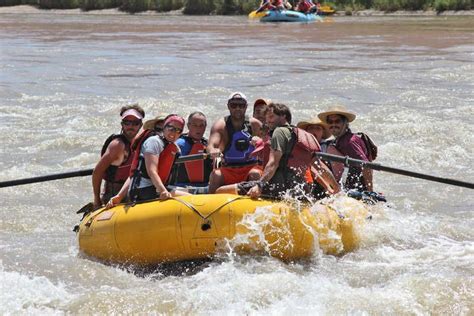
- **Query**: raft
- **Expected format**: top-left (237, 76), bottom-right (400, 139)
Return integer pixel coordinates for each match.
top-left (260, 10), bottom-right (321, 23)
top-left (319, 5), bottom-right (335, 15)
top-left (77, 194), bottom-right (368, 265)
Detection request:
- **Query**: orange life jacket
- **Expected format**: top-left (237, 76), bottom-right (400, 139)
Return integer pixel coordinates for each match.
top-left (169, 135), bottom-right (212, 186)
top-left (304, 168), bottom-right (313, 184)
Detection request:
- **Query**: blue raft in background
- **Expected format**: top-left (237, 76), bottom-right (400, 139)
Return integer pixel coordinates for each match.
top-left (260, 10), bottom-right (323, 23)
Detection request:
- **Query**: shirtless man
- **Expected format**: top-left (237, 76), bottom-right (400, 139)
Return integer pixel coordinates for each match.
top-left (207, 92), bottom-right (263, 193)
top-left (92, 104), bottom-right (144, 209)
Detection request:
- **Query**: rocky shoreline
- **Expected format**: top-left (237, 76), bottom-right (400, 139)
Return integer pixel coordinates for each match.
top-left (0, 5), bottom-right (473, 16)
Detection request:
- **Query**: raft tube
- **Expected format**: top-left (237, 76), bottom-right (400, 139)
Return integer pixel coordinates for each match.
top-left (260, 10), bottom-right (321, 23)
top-left (78, 194), bottom-right (368, 265)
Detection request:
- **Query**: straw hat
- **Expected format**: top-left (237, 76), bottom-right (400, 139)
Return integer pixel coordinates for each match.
top-left (297, 117), bottom-right (331, 139)
top-left (318, 105), bottom-right (356, 123)
top-left (144, 113), bottom-right (168, 130)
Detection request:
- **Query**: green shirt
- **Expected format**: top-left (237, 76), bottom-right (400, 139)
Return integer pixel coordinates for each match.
top-left (270, 123), bottom-right (292, 154)
top-left (268, 124), bottom-right (295, 187)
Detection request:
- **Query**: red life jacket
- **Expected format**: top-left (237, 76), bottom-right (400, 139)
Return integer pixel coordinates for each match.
top-left (100, 134), bottom-right (132, 184)
top-left (129, 130), bottom-right (178, 185)
top-left (156, 142), bottom-right (179, 184)
top-left (250, 135), bottom-right (271, 167)
top-left (184, 139), bottom-right (208, 183)
top-left (297, 0), bottom-right (312, 12)
top-left (285, 127), bottom-right (321, 178)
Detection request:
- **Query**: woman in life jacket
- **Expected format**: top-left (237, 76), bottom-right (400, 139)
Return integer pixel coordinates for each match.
top-left (105, 115), bottom-right (190, 209)
top-left (297, 117), bottom-right (335, 198)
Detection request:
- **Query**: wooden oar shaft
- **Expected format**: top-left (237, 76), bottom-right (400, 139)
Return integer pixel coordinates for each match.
top-left (316, 152), bottom-right (474, 189)
top-left (0, 153), bottom-right (209, 189)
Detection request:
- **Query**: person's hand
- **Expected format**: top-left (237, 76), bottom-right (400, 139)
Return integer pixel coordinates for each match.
top-left (159, 190), bottom-right (172, 200)
top-left (209, 147), bottom-right (222, 159)
top-left (247, 185), bottom-right (262, 199)
top-left (331, 185), bottom-right (341, 194)
top-left (93, 197), bottom-right (102, 210)
top-left (105, 195), bottom-right (122, 209)
top-left (250, 136), bottom-right (262, 147)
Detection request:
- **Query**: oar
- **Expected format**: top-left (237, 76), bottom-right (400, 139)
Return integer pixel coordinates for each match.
top-left (249, 10), bottom-right (267, 18)
top-left (316, 152), bottom-right (474, 189)
top-left (0, 153), bottom-right (209, 189)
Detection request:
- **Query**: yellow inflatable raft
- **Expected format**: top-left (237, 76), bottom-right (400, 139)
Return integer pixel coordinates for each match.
top-left (78, 194), bottom-right (368, 265)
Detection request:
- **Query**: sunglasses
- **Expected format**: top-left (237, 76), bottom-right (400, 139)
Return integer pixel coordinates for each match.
top-left (164, 125), bottom-right (183, 133)
top-left (121, 120), bottom-right (142, 126)
top-left (229, 102), bottom-right (247, 109)
top-left (327, 118), bottom-right (343, 124)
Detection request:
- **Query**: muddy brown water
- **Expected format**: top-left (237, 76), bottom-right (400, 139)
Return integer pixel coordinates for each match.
top-left (1, 12), bottom-right (473, 314)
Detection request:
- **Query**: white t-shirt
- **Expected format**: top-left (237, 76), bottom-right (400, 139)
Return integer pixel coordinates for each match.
top-left (135, 136), bottom-right (165, 189)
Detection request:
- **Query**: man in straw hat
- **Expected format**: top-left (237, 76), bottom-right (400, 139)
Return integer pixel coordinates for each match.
top-left (92, 103), bottom-right (145, 209)
top-left (318, 105), bottom-right (373, 191)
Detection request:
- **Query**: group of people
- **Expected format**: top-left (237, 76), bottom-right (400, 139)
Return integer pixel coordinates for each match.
top-left (256, 0), bottom-right (322, 14)
top-left (92, 93), bottom-right (376, 210)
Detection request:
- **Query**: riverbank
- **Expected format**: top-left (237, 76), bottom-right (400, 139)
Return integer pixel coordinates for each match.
top-left (0, 5), bottom-right (473, 16)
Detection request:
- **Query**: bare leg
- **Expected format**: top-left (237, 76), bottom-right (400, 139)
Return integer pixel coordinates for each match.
top-left (247, 167), bottom-right (263, 181)
top-left (216, 184), bottom-right (239, 194)
top-left (172, 190), bottom-right (191, 196)
top-left (208, 169), bottom-right (224, 194)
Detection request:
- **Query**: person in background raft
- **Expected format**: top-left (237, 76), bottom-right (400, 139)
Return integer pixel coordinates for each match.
top-left (207, 92), bottom-right (263, 193)
top-left (143, 113), bottom-right (167, 134)
top-left (92, 104), bottom-right (145, 210)
top-left (170, 111), bottom-right (212, 193)
top-left (318, 105), bottom-right (374, 191)
top-left (256, 0), bottom-right (289, 12)
top-left (217, 103), bottom-right (339, 199)
top-left (295, 0), bottom-right (316, 13)
top-left (105, 114), bottom-right (190, 208)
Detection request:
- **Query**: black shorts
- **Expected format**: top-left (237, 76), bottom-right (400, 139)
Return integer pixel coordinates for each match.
top-left (237, 181), bottom-right (261, 195)
top-left (236, 181), bottom-right (284, 199)
top-left (130, 185), bottom-right (174, 202)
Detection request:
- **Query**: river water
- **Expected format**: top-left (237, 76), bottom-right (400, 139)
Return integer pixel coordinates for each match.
top-left (0, 12), bottom-right (473, 314)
